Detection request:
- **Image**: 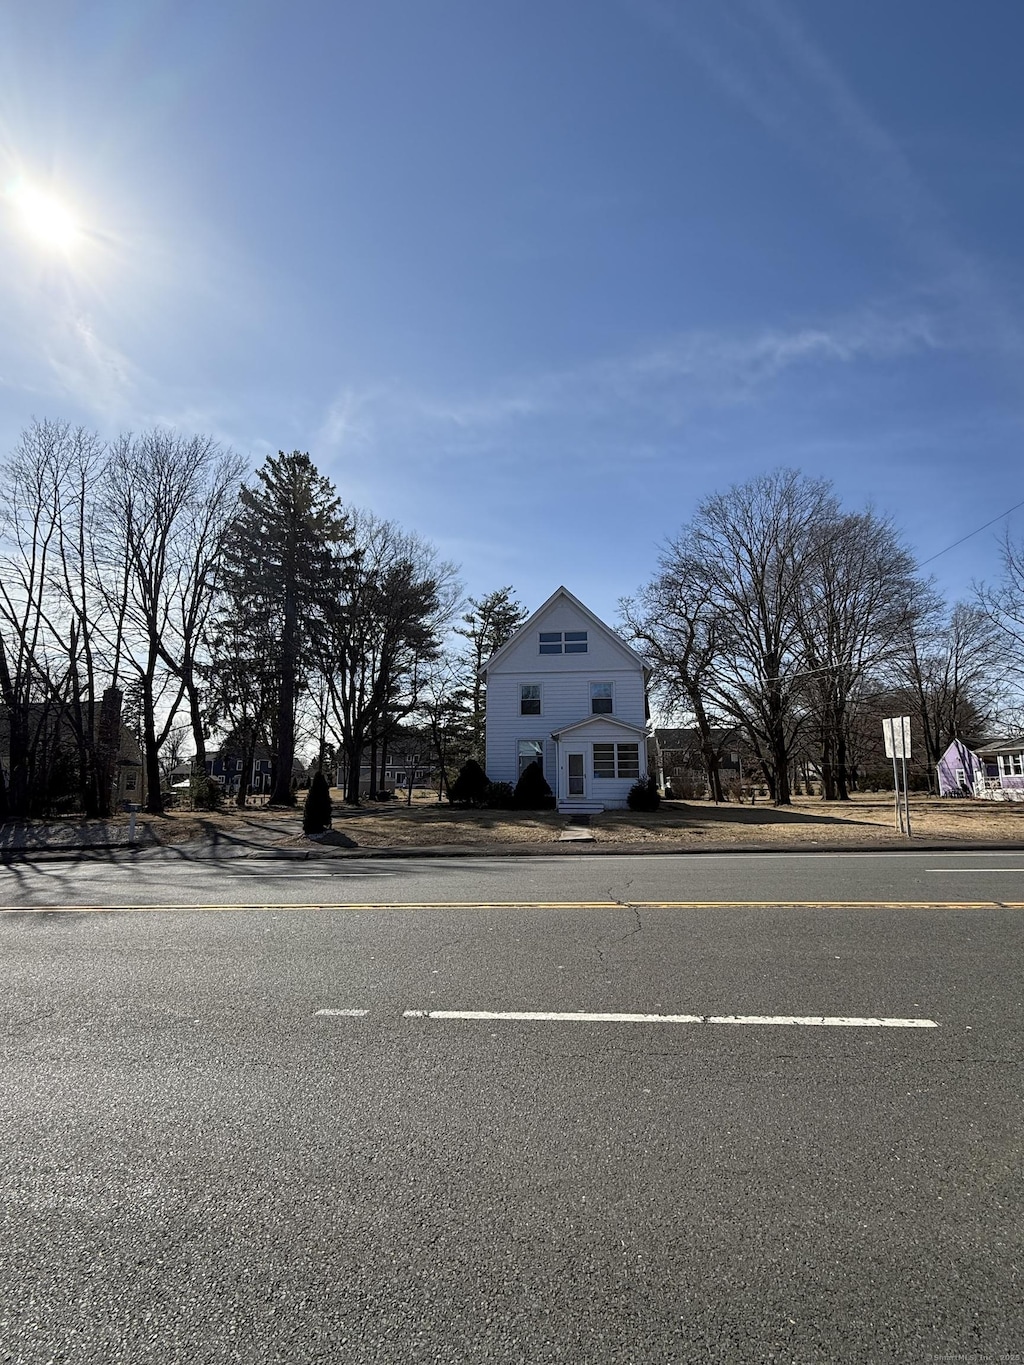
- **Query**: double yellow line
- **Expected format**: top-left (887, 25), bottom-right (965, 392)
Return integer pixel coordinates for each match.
top-left (3, 899), bottom-right (1024, 914)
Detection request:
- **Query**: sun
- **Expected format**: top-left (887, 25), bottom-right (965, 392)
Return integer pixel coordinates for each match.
top-left (12, 184), bottom-right (81, 253)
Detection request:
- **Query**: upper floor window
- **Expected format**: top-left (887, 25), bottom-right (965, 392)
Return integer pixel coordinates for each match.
top-left (539, 630), bottom-right (588, 654)
top-left (590, 682), bottom-right (613, 714)
top-left (520, 683), bottom-right (541, 715)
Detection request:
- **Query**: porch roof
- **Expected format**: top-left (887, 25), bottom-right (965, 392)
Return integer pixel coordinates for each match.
top-left (550, 715), bottom-right (649, 741)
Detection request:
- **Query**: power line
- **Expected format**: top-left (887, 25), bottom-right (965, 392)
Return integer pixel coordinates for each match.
top-left (918, 495), bottom-right (1024, 568)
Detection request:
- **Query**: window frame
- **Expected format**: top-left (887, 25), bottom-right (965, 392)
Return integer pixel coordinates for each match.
top-left (590, 682), bottom-right (614, 715)
top-left (592, 741), bottom-right (641, 780)
top-left (520, 682), bottom-right (542, 716)
top-left (538, 630), bottom-right (588, 655)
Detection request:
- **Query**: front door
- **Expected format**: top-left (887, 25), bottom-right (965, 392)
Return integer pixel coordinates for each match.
top-left (567, 751), bottom-right (585, 798)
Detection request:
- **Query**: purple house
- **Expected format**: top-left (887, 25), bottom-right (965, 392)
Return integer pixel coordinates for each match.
top-left (937, 736), bottom-right (1024, 798)
top-left (936, 740), bottom-right (984, 797)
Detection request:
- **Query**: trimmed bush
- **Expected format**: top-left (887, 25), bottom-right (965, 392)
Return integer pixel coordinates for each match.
top-left (483, 781), bottom-right (515, 809)
top-left (303, 770), bottom-right (333, 834)
top-left (449, 759), bottom-right (490, 807)
top-left (513, 760), bottom-right (555, 810)
top-left (627, 775), bottom-right (660, 812)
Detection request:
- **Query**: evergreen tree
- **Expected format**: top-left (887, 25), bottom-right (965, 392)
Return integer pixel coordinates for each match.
top-left (513, 759), bottom-right (554, 810)
top-left (218, 452), bottom-right (355, 805)
top-left (303, 769), bottom-right (333, 833)
top-left (449, 758), bottom-right (489, 806)
top-left (456, 587), bottom-right (528, 759)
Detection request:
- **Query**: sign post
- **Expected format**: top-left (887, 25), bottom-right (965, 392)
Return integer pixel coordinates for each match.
top-left (882, 717), bottom-right (913, 839)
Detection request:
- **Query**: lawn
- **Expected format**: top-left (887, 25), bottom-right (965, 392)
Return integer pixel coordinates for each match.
top-left (100, 790), bottom-right (1024, 851)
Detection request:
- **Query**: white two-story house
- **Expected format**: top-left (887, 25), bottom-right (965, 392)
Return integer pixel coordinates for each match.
top-left (481, 586), bottom-right (652, 812)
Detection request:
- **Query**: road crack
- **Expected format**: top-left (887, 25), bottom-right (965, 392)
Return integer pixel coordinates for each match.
top-left (593, 891), bottom-right (643, 965)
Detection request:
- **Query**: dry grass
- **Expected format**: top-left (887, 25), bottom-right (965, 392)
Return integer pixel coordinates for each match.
top-left (104, 789), bottom-right (1024, 852)
top-left (594, 794), bottom-right (1024, 848)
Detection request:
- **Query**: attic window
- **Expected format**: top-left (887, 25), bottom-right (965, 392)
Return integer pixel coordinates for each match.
top-left (539, 630), bottom-right (587, 655)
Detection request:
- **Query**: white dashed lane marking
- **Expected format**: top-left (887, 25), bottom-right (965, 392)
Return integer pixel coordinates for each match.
top-left (403, 1009), bottom-right (938, 1028)
top-left (315, 1008), bottom-right (939, 1028)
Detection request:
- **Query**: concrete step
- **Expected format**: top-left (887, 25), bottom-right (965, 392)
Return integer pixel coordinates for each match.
top-left (557, 800), bottom-right (604, 814)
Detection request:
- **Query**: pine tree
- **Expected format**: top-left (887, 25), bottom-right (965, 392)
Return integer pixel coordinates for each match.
top-left (218, 452), bottom-right (355, 805)
top-left (303, 769), bottom-right (333, 833)
top-left (456, 587), bottom-right (528, 759)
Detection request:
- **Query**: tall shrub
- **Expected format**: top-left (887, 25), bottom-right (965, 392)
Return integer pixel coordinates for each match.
top-left (303, 770), bottom-right (333, 834)
top-left (449, 759), bottom-right (489, 806)
top-left (514, 760), bottom-right (555, 810)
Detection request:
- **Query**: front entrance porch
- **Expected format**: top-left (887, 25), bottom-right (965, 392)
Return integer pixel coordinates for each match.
top-left (551, 714), bottom-right (649, 814)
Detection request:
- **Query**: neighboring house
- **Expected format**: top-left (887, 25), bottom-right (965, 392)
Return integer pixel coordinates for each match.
top-left (172, 746), bottom-right (280, 797)
top-left (0, 693), bottom-right (144, 812)
top-left (655, 727), bottom-right (745, 795)
top-left (939, 736), bottom-right (1024, 799)
top-left (336, 735), bottom-right (435, 797)
top-left (481, 586), bottom-right (651, 812)
top-left (936, 739), bottom-right (986, 797)
top-left (206, 746), bottom-right (279, 796)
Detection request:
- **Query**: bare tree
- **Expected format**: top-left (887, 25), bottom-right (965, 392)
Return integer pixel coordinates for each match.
top-left (687, 470), bottom-right (836, 805)
top-left (797, 510), bottom-right (921, 799)
top-left (415, 657), bottom-right (472, 802)
top-left (313, 513), bottom-right (459, 805)
top-left (98, 430), bottom-right (245, 813)
top-left (904, 601), bottom-right (999, 784)
top-left (0, 420), bottom-right (121, 816)
top-left (0, 426), bottom-right (66, 816)
top-left (620, 553), bottom-right (727, 802)
top-left (976, 529), bottom-right (1024, 700)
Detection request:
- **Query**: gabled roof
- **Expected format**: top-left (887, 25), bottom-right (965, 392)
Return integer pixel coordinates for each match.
top-left (975, 735), bottom-right (1024, 754)
top-left (655, 726), bottom-right (742, 750)
top-left (479, 585), bottom-right (651, 680)
top-left (550, 715), bottom-right (649, 740)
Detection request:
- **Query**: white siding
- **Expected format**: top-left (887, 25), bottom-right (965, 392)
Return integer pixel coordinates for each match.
top-left (483, 593), bottom-right (649, 806)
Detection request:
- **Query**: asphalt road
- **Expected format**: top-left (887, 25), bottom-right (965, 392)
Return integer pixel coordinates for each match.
top-left (1, 851), bottom-right (1022, 1363)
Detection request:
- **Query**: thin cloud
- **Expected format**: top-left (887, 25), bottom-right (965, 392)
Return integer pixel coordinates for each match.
top-left (44, 311), bottom-right (139, 421)
top-left (392, 305), bottom-right (940, 437)
top-left (629, 0), bottom-right (1024, 370)
top-left (315, 385), bottom-right (384, 453)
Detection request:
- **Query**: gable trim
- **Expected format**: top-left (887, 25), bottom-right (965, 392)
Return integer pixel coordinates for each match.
top-left (550, 715), bottom-right (649, 740)
top-left (479, 585), bottom-right (650, 680)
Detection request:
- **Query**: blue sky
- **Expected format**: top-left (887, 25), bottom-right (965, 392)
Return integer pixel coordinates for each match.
top-left (2, 0), bottom-right (1023, 625)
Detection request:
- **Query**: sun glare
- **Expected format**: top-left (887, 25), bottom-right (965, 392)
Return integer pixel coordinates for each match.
top-left (12, 184), bottom-right (80, 252)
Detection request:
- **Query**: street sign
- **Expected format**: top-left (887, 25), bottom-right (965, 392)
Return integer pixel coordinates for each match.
top-left (882, 716), bottom-right (912, 759)
top-left (882, 716), bottom-right (913, 837)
